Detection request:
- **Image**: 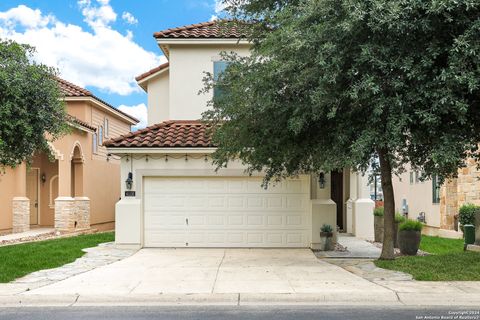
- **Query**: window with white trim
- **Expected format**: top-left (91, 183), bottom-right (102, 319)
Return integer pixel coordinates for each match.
top-left (104, 118), bottom-right (109, 137)
top-left (92, 133), bottom-right (98, 154)
top-left (99, 126), bottom-right (103, 146)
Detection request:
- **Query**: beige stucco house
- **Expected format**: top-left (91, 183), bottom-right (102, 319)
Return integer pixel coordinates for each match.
top-left (393, 164), bottom-right (466, 239)
top-left (0, 78), bottom-right (138, 235)
top-left (105, 21), bottom-right (375, 248)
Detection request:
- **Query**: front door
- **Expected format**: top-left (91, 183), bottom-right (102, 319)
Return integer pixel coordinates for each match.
top-left (26, 168), bottom-right (39, 225)
top-left (330, 170), bottom-right (344, 231)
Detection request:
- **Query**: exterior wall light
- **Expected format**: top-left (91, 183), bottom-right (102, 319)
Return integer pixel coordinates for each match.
top-left (41, 173), bottom-right (46, 184)
top-left (125, 172), bottom-right (133, 190)
top-left (318, 172), bottom-right (326, 189)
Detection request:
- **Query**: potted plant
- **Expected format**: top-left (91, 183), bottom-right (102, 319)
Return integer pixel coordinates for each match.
top-left (398, 220), bottom-right (423, 255)
top-left (373, 206), bottom-right (384, 243)
top-left (394, 212), bottom-right (406, 248)
top-left (320, 224), bottom-right (334, 251)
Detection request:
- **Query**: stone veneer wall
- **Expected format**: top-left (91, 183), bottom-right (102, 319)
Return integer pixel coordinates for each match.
top-left (440, 158), bottom-right (480, 230)
top-left (55, 197), bottom-right (90, 233)
top-left (12, 197), bottom-right (30, 233)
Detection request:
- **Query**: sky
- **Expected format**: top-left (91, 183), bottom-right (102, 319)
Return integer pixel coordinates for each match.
top-left (0, 0), bottom-right (226, 129)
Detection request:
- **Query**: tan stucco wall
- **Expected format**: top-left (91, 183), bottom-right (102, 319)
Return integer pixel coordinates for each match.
top-left (0, 99), bottom-right (132, 233)
top-left (392, 167), bottom-right (440, 228)
top-left (0, 167), bottom-right (19, 233)
top-left (167, 44), bottom-right (251, 120)
top-left (147, 70), bottom-right (170, 126)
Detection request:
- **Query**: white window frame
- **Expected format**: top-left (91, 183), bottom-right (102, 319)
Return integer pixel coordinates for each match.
top-left (99, 126), bottom-right (103, 146)
top-left (104, 118), bottom-right (109, 138)
top-left (92, 133), bottom-right (98, 154)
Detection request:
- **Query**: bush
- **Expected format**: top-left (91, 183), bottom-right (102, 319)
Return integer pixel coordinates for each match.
top-left (399, 220), bottom-right (423, 232)
top-left (374, 206), bottom-right (384, 217)
top-left (395, 212), bottom-right (406, 223)
top-left (320, 224), bottom-right (333, 233)
top-left (458, 203), bottom-right (478, 226)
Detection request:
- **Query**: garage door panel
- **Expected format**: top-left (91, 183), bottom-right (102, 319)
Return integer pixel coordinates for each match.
top-left (143, 176), bottom-right (311, 247)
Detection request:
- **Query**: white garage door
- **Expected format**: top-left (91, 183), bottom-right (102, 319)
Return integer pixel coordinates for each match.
top-left (143, 176), bottom-right (311, 247)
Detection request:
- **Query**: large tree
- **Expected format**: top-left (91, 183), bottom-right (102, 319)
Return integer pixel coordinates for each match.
top-left (203, 0), bottom-right (480, 259)
top-left (0, 40), bottom-right (68, 168)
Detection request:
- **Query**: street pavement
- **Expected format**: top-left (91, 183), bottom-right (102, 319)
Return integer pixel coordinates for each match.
top-left (0, 306), bottom-right (479, 320)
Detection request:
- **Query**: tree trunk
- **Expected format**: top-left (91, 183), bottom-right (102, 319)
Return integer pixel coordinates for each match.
top-left (378, 148), bottom-right (395, 260)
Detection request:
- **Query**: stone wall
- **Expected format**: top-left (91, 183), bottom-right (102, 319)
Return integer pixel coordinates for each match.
top-left (55, 197), bottom-right (90, 233)
top-left (440, 158), bottom-right (480, 230)
top-left (12, 197), bottom-right (30, 233)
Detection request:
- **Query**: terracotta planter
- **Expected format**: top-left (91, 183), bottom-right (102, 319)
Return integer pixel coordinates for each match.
top-left (320, 232), bottom-right (334, 251)
top-left (398, 230), bottom-right (421, 255)
top-left (374, 216), bottom-right (384, 243)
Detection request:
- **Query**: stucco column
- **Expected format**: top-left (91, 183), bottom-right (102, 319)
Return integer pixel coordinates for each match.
top-left (12, 163), bottom-right (30, 233)
top-left (311, 173), bottom-right (337, 250)
top-left (57, 158), bottom-right (71, 197)
top-left (345, 169), bottom-right (357, 234)
top-left (352, 172), bottom-right (375, 240)
top-left (55, 157), bottom-right (75, 233)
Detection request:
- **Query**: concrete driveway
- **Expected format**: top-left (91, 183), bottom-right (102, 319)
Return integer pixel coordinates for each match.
top-left (26, 248), bottom-right (392, 297)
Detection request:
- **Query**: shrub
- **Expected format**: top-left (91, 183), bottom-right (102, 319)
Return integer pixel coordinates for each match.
top-left (395, 212), bottom-right (406, 223)
top-left (458, 203), bottom-right (478, 226)
top-left (399, 220), bottom-right (423, 232)
top-left (320, 224), bottom-right (333, 233)
top-left (374, 206), bottom-right (384, 217)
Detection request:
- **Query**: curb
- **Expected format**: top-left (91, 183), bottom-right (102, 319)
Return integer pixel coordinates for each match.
top-left (1, 292), bottom-right (479, 307)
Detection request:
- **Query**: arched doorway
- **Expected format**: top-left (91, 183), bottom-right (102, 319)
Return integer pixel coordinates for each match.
top-left (71, 145), bottom-right (84, 197)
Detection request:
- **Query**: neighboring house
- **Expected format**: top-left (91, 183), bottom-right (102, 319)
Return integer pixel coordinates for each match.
top-left (0, 78), bottom-right (138, 235)
top-left (393, 164), bottom-right (465, 239)
top-left (104, 21), bottom-right (375, 248)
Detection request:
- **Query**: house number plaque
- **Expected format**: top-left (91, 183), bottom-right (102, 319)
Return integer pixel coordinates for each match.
top-left (125, 191), bottom-right (136, 197)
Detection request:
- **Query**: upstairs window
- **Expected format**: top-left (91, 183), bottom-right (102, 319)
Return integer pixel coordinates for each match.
top-left (92, 133), bottom-right (98, 154)
top-left (104, 118), bottom-right (109, 137)
top-left (98, 126), bottom-right (104, 146)
top-left (432, 174), bottom-right (441, 204)
top-left (409, 172), bottom-right (414, 184)
top-left (213, 61), bottom-right (230, 98)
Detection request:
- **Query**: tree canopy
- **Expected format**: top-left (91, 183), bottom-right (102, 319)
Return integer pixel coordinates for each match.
top-left (203, 0), bottom-right (480, 259)
top-left (0, 40), bottom-right (68, 168)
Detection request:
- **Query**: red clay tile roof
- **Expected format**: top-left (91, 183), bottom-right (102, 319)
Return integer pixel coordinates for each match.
top-left (104, 120), bottom-right (215, 148)
top-left (153, 20), bottom-right (249, 39)
top-left (67, 115), bottom-right (97, 132)
top-left (135, 62), bottom-right (169, 82)
top-left (55, 77), bottom-right (139, 124)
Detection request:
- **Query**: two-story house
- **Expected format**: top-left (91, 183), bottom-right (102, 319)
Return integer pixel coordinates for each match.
top-left (0, 77), bottom-right (138, 235)
top-left (105, 21), bottom-right (375, 248)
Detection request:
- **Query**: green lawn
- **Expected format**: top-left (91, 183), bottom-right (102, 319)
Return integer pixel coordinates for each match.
top-left (375, 235), bottom-right (480, 281)
top-left (0, 232), bottom-right (114, 283)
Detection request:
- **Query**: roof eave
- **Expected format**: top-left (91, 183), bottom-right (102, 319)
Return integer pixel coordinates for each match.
top-left (136, 66), bottom-right (169, 90)
top-left (106, 147), bottom-right (217, 155)
top-left (64, 96), bottom-right (139, 125)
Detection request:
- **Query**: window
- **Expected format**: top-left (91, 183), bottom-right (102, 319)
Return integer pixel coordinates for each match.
top-left (415, 171), bottom-right (420, 183)
top-left (92, 133), bottom-right (98, 154)
top-left (409, 172), bottom-right (414, 184)
top-left (432, 174), bottom-right (441, 203)
top-left (98, 126), bottom-right (103, 146)
top-left (104, 118), bottom-right (109, 137)
top-left (213, 61), bottom-right (230, 98)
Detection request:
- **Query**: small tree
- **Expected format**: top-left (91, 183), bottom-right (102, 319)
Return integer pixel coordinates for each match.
top-left (0, 40), bottom-right (68, 168)
top-left (203, 0), bottom-right (480, 259)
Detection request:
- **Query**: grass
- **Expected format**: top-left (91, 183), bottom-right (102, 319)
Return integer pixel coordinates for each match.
top-left (374, 235), bottom-right (480, 281)
top-left (0, 232), bottom-right (114, 283)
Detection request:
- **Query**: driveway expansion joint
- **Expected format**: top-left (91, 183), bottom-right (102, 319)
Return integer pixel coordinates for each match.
top-left (211, 249), bottom-right (226, 293)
